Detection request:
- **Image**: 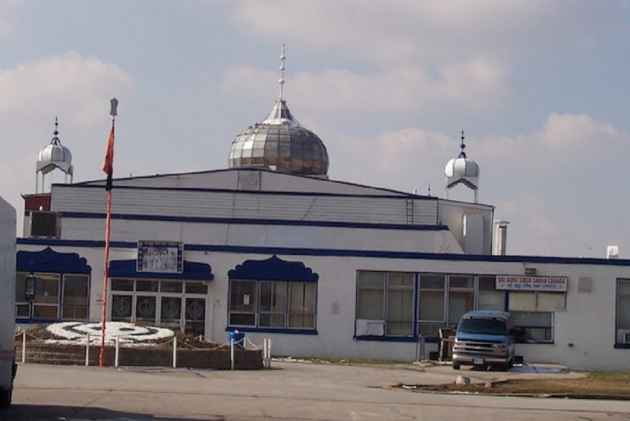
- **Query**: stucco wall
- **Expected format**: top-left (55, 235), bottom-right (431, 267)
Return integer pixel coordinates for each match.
top-left (16, 243), bottom-right (630, 370)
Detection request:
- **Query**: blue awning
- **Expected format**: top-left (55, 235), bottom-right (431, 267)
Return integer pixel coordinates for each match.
top-left (17, 247), bottom-right (91, 274)
top-left (109, 259), bottom-right (214, 281)
top-left (228, 255), bottom-right (318, 282)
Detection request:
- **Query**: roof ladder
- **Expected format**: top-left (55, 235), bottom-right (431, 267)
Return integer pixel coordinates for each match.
top-left (406, 198), bottom-right (414, 224)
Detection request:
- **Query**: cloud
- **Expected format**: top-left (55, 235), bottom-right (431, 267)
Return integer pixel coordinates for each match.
top-left (0, 0), bottom-right (20, 38)
top-left (223, 57), bottom-right (509, 114)
top-left (0, 52), bottom-right (131, 128)
top-left (328, 113), bottom-right (629, 256)
top-left (231, 0), bottom-right (549, 63)
top-left (0, 52), bottom-right (131, 232)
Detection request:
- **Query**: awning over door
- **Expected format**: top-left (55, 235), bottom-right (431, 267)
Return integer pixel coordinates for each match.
top-left (109, 259), bottom-right (214, 281)
top-left (228, 255), bottom-right (318, 282)
top-left (17, 247), bottom-right (91, 274)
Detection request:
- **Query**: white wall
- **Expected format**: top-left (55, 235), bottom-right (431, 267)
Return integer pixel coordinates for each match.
top-left (438, 200), bottom-right (493, 254)
top-left (59, 217), bottom-right (464, 254)
top-left (79, 169), bottom-right (412, 196)
top-left (18, 241), bottom-right (630, 370)
top-left (52, 185), bottom-right (439, 226)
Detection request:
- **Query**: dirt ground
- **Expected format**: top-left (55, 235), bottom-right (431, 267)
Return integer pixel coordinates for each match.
top-left (397, 371), bottom-right (630, 399)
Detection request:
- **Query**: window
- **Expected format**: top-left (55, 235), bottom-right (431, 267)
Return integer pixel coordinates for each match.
top-left (112, 279), bottom-right (134, 291)
top-left (259, 281), bottom-right (287, 328)
top-left (32, 273), bottom-right (60, 320)
top-left (30, 211), bottom-right (58, 238)
top-left (478, 276), bottom-right (505, 311)
top-left (229, 280), bottom-right (256, 326)
top-left (228, 280), bottom-right (318, 331)
top-left (161, 296), bottom-right (182, 328)
top-left (511, 311), bottom-right (553, 343)
top-left (136, 280), bottom-right (158, 292)
top-left (135, 296), bottom-right (157, 323)
top-left (288, 282), bottom-right (317, 329)
top-left (355, 271), bottom-right (413, 337)
top-left (509, 291), bottom-right (565, 312)
top-left (109, 278), bottom-right (207, 333)
top-left (161, 281), bottom-right (182, 293)
top-left (418, 274), bottom-right (446, 337)
top-left (111, 295), bottom-right (132, 321)
top-left (356, 271), bottom-right (385, 320)
top-left (616, 279), bottom-right (630, 346)
top-left (386, 272), bottom-right (414, 336)
top-left (16, 273), bottom-right (29, 319)
top-left (62, 274), bottom-right (89, 320)
top-left (448, 275), bottom-right (474, 326)
top-left (185, 298), bottom-right (206, 335)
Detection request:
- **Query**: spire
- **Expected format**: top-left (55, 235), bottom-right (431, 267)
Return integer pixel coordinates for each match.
top-left (458, 129), bottom-right (467, 158)
top-left (51, 116), bottom-right (61, 145)
top-left (279, 43), bottom-right (287, 101)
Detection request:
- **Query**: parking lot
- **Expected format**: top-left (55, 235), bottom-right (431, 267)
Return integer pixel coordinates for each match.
top-left (4, 362), bottom-right (630, 420)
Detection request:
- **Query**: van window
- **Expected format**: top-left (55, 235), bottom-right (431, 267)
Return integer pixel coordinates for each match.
top-left (458, 318), bottom-right (507, 336)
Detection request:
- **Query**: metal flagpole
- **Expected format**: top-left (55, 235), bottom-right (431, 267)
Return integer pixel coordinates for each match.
top-left (99, 98), bottom-right (118, 368)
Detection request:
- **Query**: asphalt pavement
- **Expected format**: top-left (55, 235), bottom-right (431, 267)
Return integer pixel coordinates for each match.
top-left (4, 362), bottom-right (630, 420)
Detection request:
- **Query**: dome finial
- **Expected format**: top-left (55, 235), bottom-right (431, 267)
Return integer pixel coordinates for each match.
top-left (279, 43), bottom-right (287, 101)
top-left (459, 129), bottom-right (467, 158)
top-left (50, 116), bottom-right (61, 145)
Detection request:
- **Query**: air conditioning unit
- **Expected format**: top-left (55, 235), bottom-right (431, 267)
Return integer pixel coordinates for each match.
top-left (617, 329), bottom-right (630, 344)
top-left (356, 319), bottom-right (385, 336)
top-left (30, 211), bottom-right (58, 238)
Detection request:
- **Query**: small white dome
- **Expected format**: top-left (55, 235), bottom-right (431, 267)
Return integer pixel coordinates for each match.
top-left (444, 131), bottom-right (479, 191)
top-left (445, 157), bottom-right (480, 179)
top-left (36, 119), bottom-right (74, 176)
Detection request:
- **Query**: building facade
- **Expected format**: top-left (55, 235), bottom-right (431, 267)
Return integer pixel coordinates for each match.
top-left (14, 61), bottom-right (630, 370)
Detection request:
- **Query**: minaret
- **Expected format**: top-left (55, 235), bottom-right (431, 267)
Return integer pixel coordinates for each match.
top-left (444, 129), bottom-right (480, 203)
top-left (35, 117), bottom-right (74, 193)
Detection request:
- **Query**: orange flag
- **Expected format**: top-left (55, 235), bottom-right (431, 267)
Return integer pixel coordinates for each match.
top-left (102, 125), bottom-right (115, 191)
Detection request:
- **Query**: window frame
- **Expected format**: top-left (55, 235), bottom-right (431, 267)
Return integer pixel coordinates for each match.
top-left (109, 278), bottom-right (207, 332)
top-left (61, 273), bottom-right (90, 321)
top-left (355, 271), bottom-right (415, 338)
top-left (615, 278), bottom-right (630, 348)
top-left (227, 278), bottom-right (318, 333)
top-left (353, 271), bottom-right (559, 344)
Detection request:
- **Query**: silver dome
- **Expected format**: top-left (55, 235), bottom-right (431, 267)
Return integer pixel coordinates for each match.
top-left (228, 100), bottom-right (329, 177)
top-left (36, 119), bottom-right (73, 176)
top-left (444, 131), bottom-right (479, 192)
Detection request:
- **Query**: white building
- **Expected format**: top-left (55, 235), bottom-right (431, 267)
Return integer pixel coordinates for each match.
top-left (14, 61), bottom-right (630, 370)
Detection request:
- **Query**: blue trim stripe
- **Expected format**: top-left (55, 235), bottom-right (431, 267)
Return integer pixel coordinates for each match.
top-left (58, 212), bottom-right (449, 232)
top-left (16, 238), bottom-right (630, 267)
top-left (56, 184), bottom-right (440, 201)
top-left (354, 335), bottom-right (419, 343)
top-left (225, 326), bottom-right (318, 335)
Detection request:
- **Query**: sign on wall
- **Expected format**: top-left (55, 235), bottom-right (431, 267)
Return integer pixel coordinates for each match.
top-left (137, 241), bottom-right (183, 273)
top-left (496, 275), bottom-right (568, 292)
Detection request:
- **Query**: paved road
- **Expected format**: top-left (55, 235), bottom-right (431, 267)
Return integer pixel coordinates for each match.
top-left (4, 363), bottom-right (630, 420)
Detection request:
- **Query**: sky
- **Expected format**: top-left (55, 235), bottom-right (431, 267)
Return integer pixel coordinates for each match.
top-left (0, 0), bottom-right (629, 257)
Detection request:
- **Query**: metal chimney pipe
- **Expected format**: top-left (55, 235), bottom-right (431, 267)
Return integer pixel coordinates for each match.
top-left (493, 220), bottom-right (509, 256)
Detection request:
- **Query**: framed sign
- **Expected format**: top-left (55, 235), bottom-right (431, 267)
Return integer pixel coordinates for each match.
top-left (137, 241), bottom-right (183, 273)
top-left (496, 275), bottom-right (568, 292)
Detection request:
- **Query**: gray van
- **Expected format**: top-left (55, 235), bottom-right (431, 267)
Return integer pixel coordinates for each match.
top-left (452, 310), bottom-right (516, 371)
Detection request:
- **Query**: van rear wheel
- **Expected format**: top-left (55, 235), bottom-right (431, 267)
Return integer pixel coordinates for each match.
top-left (0, 388), bottom-right (12, 408)
top-left (452, 362), bottom-right (461, 370)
